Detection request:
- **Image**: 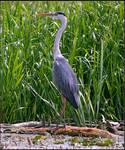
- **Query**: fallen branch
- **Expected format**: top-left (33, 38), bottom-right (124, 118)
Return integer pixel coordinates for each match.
top-left (1, 121), bottom-right (43, 128)
top-left (1, 123), bottom-right (116, 140)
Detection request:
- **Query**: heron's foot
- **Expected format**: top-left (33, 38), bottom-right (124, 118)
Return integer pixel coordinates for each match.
top-left (56, 122), bottom-right (59, 128)
top-left (63, 122), bottom-right (66, 128)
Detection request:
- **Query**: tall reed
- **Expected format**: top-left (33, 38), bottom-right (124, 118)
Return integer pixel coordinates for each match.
top-left (1, 1), bottom-right (124, 124)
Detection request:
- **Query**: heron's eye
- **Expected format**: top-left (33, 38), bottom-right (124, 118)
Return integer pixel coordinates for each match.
top-left (55, 12), bottom-right (66, 16)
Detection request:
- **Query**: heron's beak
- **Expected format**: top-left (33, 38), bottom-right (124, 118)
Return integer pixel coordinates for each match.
top-left (37, 12), bottom-right (55, 17)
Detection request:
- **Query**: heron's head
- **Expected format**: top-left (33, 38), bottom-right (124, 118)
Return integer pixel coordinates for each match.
top-left (37, 11), bottom-right (67, 22)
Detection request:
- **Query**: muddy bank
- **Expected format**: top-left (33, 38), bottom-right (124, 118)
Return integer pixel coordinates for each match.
top-left (1, 133), bottom-right (124, 149)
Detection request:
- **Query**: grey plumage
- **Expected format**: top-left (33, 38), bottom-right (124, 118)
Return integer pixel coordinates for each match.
top-left (52, 56), bottom-right (79, 109)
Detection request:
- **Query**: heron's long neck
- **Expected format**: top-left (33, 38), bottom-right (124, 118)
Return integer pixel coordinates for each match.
top-left (54, 17), bottom-right (67, 59)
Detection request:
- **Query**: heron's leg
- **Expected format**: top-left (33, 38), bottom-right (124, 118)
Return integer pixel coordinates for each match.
top-left (60, 96), bottom-right (67, 118)
top-left (59, 96), bottom-right (67, 127)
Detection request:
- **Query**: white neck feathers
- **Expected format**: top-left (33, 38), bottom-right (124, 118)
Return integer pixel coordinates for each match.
top-left (53, 16), bottom-right (67, 59)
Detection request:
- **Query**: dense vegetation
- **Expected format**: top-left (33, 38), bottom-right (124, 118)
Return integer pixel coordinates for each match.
top-left (1, 1), bottom-right (124, 125)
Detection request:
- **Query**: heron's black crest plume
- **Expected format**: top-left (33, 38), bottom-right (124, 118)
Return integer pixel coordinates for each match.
top-left (55, 11), bottom-right (66, 16)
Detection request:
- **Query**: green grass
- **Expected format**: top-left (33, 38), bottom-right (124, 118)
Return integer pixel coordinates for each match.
top-left (0, 1), bottom-right (124, 124)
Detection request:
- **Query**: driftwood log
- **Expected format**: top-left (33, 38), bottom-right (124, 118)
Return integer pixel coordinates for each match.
top-left (19, 126), bottom-right (116, 139)
top-left (0, 121), bottom-right (118, 140)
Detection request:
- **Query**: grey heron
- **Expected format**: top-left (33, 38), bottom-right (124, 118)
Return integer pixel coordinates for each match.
top-left (38, 11), bottom-right (80, 118)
